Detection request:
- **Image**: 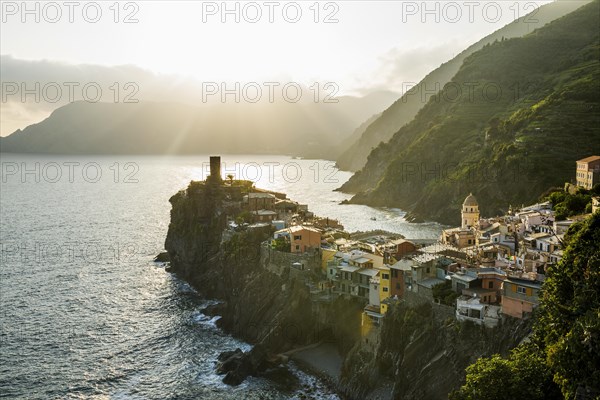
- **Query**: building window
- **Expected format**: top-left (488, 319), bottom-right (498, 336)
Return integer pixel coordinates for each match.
top-left (383, 287), bottom-right (389, 292)
top-left (382, 273), bottom-right (389, 280)
top-left (295, 245), bottom-right (300, 250)
top-left (396, 283), bottom-right (401, 289)
top-left (488, 281), bottom-right (494, 289)
top-left (294, 235), bottom-right (301, 240)
top-left (517, 286), bottom-right (527, 294)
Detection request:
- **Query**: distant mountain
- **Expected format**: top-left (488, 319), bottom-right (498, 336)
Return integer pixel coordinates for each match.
top-left (336, 0), bottom-right (593, 172)
top-left (341, 0), bottom-right (600, 224)
top-left (0, 91), bottom-right (398, 157)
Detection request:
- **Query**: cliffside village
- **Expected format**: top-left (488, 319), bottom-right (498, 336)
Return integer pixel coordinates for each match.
top-left (213, 155), bottom-right (600, 332)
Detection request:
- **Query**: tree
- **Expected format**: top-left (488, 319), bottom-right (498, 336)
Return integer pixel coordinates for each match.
top-left (449, 343), bottom-right (560, 400)
top-left (432, 281), bottom-right (459, 306)
top-left (271, 236), bottom-right (289, 252)
top-left (235, 211), bottom-right (252, 225)
top-left (538, 211), bottom-right (600, 398)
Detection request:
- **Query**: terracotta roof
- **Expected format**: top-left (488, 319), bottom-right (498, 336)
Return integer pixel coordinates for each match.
top-left (577, 155), bottom-right (600, 163)
top-left (289, 225), bottom-right (321, 233)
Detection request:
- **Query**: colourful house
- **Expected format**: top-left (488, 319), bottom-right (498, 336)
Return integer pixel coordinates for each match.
top-left (501, 277), bottom-right (542, 318)
top-left (274, 225), bottom-right (322, 254)
top-left (321, 248), bottom-right (337, 273)
top-left (388, 239), bottom-right (417, 259)
top-left (389, 259), bottom-right (413, 299)
top-left (576, 155), bottom-right (600, 190)
top-left (251, 209), bottom-right (277, 223)
top-left (477, 267), bottom-right (507, 304)
top-left (290, 225), bottom-right (321, 253)
top-left (361, 274), bottom-right (382, 336)
top-left (378, 265), bottom-right (391, 314)
top-left (244, 192), bottom-right (276, 211)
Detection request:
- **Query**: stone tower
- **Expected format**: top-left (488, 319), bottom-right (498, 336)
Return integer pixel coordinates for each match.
top-left (461, 193), bottom-right (479, 229)
top-left (208, 156), bottom-right (222, 184)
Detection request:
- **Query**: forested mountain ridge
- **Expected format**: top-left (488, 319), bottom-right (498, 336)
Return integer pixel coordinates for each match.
top-left (341, 0), bottom-right (600, 224)
top-left (0, 92), bottom-right (398, 158)
top-left (335, 0), bottom-right (592, 172)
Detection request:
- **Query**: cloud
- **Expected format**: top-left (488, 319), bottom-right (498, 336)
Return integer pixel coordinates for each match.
top-left (0, 55), bottom-right (216, 135)
top-left (0, 55), bottom-right (400, 137)
top-left (350, 40), bottom-right (465, 96)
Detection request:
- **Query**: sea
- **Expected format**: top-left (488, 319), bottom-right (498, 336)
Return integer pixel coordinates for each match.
top-left (0, 154), bottom-right (443, 399)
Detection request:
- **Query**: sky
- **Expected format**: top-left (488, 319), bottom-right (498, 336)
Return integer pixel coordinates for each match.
top-left (1, 0), bottom-right (554, 135)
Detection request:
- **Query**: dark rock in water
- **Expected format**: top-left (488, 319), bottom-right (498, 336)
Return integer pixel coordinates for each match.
top-left (216, 344), bottom-right (276, 386)
top-left (202, 303), bottom-right (227, 318)
top-left (217, 348), bottom-right (243, 363)
top-left (260, 365), bottom-right (300, 391)
top-left (154, 252), bottom-right (170, 262)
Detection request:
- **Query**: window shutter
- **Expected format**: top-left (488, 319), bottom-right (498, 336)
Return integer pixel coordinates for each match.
top-left (526, 287), bottom-right (533, 296)
top-left (511, 284), bottom-right (517, 293)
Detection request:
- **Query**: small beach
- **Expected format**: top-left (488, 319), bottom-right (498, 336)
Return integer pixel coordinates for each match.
top-left (290, 343), bottom-right (343, 381)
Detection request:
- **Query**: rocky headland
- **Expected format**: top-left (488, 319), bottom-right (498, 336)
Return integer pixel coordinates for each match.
top-left (163, 178), bottom-right (532, 399)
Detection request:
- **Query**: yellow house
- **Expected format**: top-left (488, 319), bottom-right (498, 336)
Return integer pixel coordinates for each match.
top-left (378, 265), bottom-right (391, 314)
top-left (576, 156), bottom-right (600, 190)
top-left (321, 248), bottom-right (337, 273)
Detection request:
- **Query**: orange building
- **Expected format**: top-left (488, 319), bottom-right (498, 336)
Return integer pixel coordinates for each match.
top-left (389, 259), bottom-right (413, 299)
top-left (388, 239), bottom-right (417, 259)
top-left (501, 277), bottom-right (541, 319)
top-left (477, 268), bottom-right (507, 304)
top-left (275, 225), bottom-right (322, 253)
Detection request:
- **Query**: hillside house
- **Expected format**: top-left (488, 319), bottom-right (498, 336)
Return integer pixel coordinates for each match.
top-left (244, 192), bottom-right (276, 211)
top-left (274, 225), bottom-right (322, 254)
top-left (502, 277), bottom-right (542, 319)
top-left (456, 296), bottom-right (501, 328)
top-left (576, 155), bottom-right (600, 189)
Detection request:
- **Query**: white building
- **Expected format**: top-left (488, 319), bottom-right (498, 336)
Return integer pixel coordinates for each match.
top-left (456, 296), bottom-right (501, 328)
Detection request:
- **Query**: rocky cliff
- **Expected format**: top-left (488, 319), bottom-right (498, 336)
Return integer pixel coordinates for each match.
top-left (340, 299), bottom-right (532, 400)
top-left (164, 180), bottom-right (364, 386)
top-left (164, 180), bottom-right (532, 397)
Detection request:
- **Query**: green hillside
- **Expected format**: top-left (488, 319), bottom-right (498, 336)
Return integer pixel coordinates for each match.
top-left (335, 0), bottom-right (592, 172)
top-left (342, 0), bottom-right (600, 224)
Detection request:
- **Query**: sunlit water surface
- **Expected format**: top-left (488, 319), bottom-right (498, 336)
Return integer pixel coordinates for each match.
top-left (0, 154), bottom-right (443, 399)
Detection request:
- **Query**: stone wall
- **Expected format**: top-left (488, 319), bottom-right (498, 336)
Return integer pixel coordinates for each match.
top-left (402, 291), bottom-right (455, 320)
top-left (261, 244), bottom-right (321, 278)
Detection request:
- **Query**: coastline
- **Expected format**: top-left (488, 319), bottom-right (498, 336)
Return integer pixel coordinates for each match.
top-left (289, 343), bottom-right (394, 400)
top-left (289, 343), bottom-right (342, 382)
top-left (288, 343), bottom-right (345, 398)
